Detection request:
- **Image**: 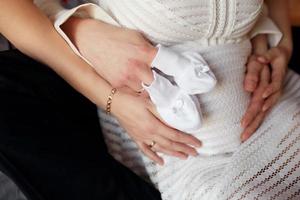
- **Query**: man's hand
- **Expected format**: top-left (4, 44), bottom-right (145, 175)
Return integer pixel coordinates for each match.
top-left (241, 56), bottom-right (270, 141)
top-left (241, 34), bottom-right (290, 141)
top-left (257, 46), bottom-right (290, 112)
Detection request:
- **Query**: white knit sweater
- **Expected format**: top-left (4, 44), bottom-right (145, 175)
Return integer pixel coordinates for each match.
top-left (35, 1), bottom-right (300, 199)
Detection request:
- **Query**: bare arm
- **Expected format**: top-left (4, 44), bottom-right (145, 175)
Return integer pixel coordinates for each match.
top-left (0, 0), bottom-right (111, 108)
top-left (0, 0), bottom-right (201, 164)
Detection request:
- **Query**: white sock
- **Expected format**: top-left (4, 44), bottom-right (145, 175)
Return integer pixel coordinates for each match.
top-left (151, 44), bottom-right (217, 94)
top-left (143, 71), bottom-right (203, 133)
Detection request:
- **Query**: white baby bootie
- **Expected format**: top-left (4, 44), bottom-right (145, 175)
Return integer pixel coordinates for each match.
top-left (151, 44), bottom-right (217, 94)
top-left (143, 71), bottom-right (203, 133)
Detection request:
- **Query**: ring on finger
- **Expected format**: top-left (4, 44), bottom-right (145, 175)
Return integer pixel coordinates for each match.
top-left (149, 140), bottom-right (156, 150)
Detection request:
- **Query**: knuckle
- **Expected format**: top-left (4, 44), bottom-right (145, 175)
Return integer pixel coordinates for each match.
top-left (144, 123), bottom-right (156, 134)
top-left (118, 71), bottom-right (130, 85)
top-left (138, 44), bottom-right (155, 55)
top-left (126, 59), bottom-right (143, 77)
top-left (125, 60), bottom-right (136, 74)
top-left (171, 131), bottom-right (182, 140)
top-left (111, 80), bottom-right (123, 88)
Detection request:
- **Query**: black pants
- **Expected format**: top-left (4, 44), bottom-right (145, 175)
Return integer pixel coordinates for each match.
top-left (0, 50), bottom-right (162, 200)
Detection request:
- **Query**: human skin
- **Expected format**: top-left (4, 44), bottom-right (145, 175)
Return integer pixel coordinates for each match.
top-left (0, 0), bottom-right (202, 165)
top-left (0, 0), bottom-right (292, 164)
top-left (241, 0), bottom-right (292, 141)
top-left (61, 0), bottom-right (292, 144)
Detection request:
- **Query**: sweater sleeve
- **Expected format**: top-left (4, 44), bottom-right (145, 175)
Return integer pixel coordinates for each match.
top-left (33, 0), bottom-right (120, 65)
top-left (250, 4), bottom-right (283, 47)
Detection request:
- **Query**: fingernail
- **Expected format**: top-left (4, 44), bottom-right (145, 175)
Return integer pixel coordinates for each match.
top-left (262, 93), bottom-right (268, 98)
top-left (194, 141), bottom-right (202, 148)
top-left (241, 134), bottom-right (247, 142)
top-left (262, 105), bottom-right (268, 112)
top-left (192, 151), bottom-right (199, 157)
top-left (180, 155), bottom-right (188, 160)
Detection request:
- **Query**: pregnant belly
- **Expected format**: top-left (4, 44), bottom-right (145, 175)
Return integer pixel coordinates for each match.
top-left (172, 40), bottom-right (252, 155)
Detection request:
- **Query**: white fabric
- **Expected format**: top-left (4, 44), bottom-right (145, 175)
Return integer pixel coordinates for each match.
top-left (33, 0), bottom-right (282, 56)
top-left (33, 1), bottom-right (119, 66)
top-left (146, 45), bottom-right (217, 132)
top-left (151, 44), bottom-right (217, 94)
top-left (35, 1), bottom-right (300, 200)
top-left (143, 71), bottom-right (203, 133)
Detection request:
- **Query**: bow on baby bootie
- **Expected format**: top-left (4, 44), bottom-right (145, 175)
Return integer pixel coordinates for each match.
top-left (151, 44), bottom-right (217, 94)
top-left (143, 71), bottom-right (203, 133)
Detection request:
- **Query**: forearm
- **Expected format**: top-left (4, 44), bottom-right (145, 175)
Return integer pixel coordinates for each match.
top-left (0, 0), bottom-right (111, 108)
top-left (266, 0), bottom-right (293, 58)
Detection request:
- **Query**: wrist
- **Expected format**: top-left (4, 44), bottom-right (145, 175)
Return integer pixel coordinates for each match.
top-left (109, 90), bottom-right (124, 117)
top-left (251, 34), bottom-right (268, 55)
top-left (278, 38), bottom-right (293, 61)
top-left (60, 17), bottom-right (94, 52)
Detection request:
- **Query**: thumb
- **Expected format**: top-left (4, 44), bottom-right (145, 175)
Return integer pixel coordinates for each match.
top-left (145, 98), bottom-right (164, 122)
top-left (134, 61), bottom-right (154, 85)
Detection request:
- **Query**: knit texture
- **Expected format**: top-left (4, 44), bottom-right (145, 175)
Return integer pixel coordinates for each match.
top-left (34, 0), bottom-right (300, 199)
top-left (96, 1), bottom-right (300, 199)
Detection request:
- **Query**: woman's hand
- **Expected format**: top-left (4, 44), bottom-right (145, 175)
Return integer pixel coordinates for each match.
top-left (61, 17), bottom-right (156, 91)
top-left (241, 34), bottom-right (290, 141)
top-left (111, 89), bottom-right (201, 165)
top-left (257, 46), bottom-right (290, 111)
top-left (241, 55), bottom-right (271, 141)
top-left (61, 17), bottom-right (203, 164)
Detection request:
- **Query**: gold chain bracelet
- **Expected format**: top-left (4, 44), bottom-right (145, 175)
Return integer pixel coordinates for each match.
top-left (106, 88), bottom-right (117, 114)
